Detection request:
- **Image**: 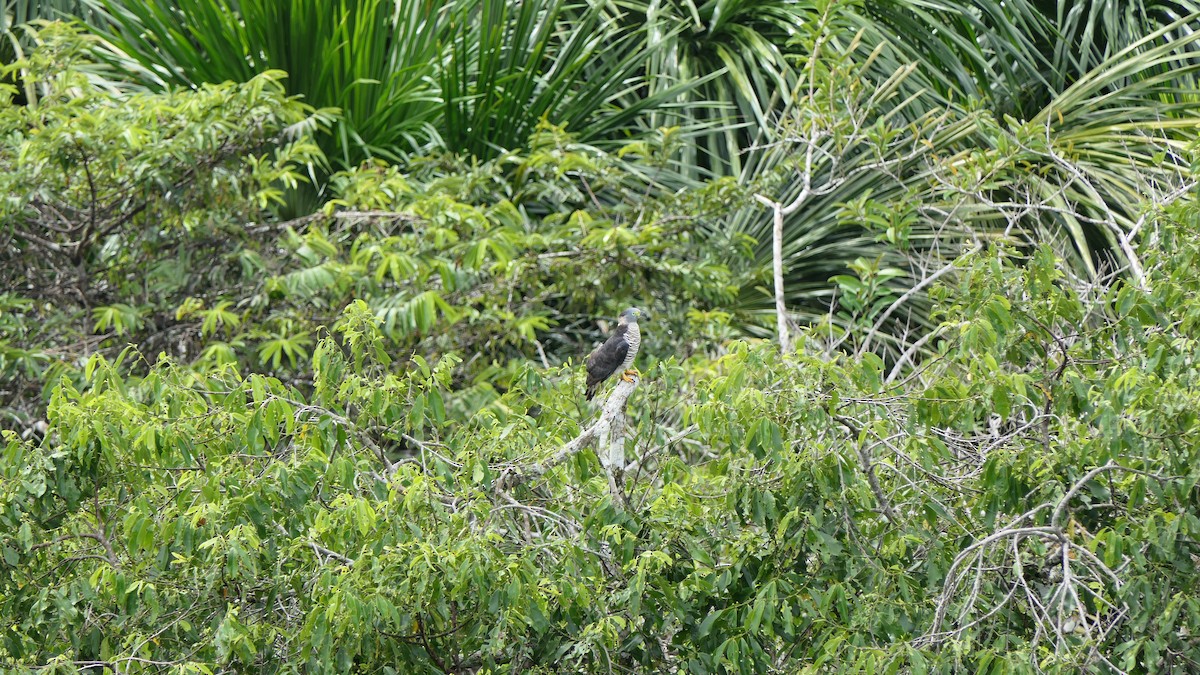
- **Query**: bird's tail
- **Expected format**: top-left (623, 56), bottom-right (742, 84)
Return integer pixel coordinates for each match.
top-left (585, 383), bottom-right (597, 401)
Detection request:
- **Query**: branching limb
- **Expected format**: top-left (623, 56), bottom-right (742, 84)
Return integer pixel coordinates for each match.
top-left (626, 424), bottom-right (698, 475)
top-left (496, 377), bottom-right (639, 507)
top-left (858, 247), bottom-right (977, 356)
top-left (831, 412), bottom-right (898, 522)
top-left (920, 462), bottom-right (1175, 659)
top-left (277, 523), bottom-right (353, 565)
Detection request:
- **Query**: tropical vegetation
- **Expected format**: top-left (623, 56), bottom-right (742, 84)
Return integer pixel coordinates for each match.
top-left (3, 0), bottom-right (1200, 672)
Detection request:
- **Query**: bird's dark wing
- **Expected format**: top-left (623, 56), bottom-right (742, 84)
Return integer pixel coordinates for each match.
top-left (585, 325), bottom-right (629, 400)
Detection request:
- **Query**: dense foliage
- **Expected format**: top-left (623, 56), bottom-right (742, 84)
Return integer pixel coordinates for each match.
top-left (6, 161), bottom-right (1200, 671)
top-left (0, 29), bottom-right (746, 423)
top-left (3, 1), bottom-right (1200, 673)
top-left (60, 0), bottom-right (1200, 320)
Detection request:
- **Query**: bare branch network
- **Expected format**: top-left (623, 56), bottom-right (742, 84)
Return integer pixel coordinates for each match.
top-left (919, 463), bottom-right (1175, 672)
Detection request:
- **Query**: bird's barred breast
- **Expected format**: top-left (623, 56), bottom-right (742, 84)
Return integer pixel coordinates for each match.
top-left (621, 323), bottom-right (640, 370)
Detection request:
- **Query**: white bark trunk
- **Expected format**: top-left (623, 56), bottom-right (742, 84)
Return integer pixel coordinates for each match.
top-left (597, 378), bottom-right (631, 509)
top-left (755, 194), bottom-right (795, 355)
top-left (772, 204), bottom-right (789, 354)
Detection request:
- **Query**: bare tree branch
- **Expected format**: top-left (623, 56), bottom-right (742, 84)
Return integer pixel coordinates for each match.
top-left (497, 377), bottom-right (639, 509)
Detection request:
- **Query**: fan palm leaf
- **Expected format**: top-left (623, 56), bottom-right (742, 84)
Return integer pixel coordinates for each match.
top-left (722, 2), bottom-right (1200, 351)
top-left (978, 15), bottom-right (1200, 277)
top-left (2, 0), bottom-right (107, 104)
top-left (438, 0), bottom-right (705, 160)
top-left (83, 0), bottom-right (449, 167)
top-left (609, 0), bottom-right (804, 178)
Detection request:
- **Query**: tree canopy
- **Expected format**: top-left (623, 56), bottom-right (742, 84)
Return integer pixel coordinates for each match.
top-left (3, 3), bottom-right (1200, 673)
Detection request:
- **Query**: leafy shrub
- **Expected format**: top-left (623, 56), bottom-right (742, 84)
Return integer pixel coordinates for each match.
top-left (0, 31), bottom-right (747, 425)
top-left (3, 27), bottom-right (1200, 675)
top-left (5, 201), bottom-right (1200, 673)
top-left (0, 25), bottom-right (327, 423)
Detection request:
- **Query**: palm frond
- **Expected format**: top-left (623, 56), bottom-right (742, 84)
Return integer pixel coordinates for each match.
top-left (83, 0), bottom-right (451, 168)
top-left (438, 0), bottom-right (705, 160)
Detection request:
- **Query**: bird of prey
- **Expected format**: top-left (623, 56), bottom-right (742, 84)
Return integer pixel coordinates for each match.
top-left (585, 307), bottom-right (648, 400)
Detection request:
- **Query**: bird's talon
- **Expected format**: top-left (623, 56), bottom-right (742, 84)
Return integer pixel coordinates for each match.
top-left (620, 369), bottom-right (639, 383)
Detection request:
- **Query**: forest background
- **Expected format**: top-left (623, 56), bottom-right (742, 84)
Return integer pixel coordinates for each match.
top-left (3, 0), bottom-right (1200, 672)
